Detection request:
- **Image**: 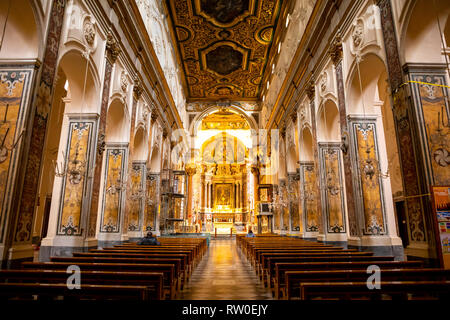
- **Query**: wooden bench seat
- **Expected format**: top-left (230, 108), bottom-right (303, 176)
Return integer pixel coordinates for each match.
top-left (73, 252), bottom-right (190, 284)
top-left (300, 280), bottom-right (450, 300)
top-left (0, 269), bottom-right (164, 300)
top-left (22, 261), bottom-right (177, 299)
top-left (258, 252), bottom-right (374, 280)
top-left (285, 268), bottom-right (450, 299)
top-left (274, 260), bottom-right (424, 299)
top-left (49, 256), bottom-right (181, 295)
top-left (0, 282), bottom-right (151, 301)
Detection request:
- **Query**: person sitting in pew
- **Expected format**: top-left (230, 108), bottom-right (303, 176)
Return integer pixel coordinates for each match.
top-left (138, 232), bottom-right (161, 245)
top-left (246, 229), bottom-right (256, 238)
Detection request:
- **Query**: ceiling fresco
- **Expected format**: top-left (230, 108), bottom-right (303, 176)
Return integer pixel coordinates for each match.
top-left (165, 0), bottom-right (284, 101)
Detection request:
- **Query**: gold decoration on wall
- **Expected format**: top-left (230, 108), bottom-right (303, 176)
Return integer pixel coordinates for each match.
top-left (201, 110), bottom-right (250, 130)
top-left (58, 122), bottom-right (92, 235)
top-left (101, 148), bottom-right (126, 233)
top-left (321, 146), bottom-right (345, 233)
top-left (354, 122), bottom-right (385, 235)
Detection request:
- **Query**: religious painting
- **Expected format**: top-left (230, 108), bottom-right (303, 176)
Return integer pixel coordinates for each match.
top-left (144, 173), bottom-right (159, 231)
top-left (431, 186), bottom-right (450, 269)
top-left (100, 146), bottom-right (127, 233)
top-left (301, 163), bottom-right (319, 232)
top-left (350, 120), bottom-right (386, 235)
top-left (0, 67), bottom-right (34, 242)
top-left (199, 0), bottom-right (250, 25)
top-left (214, 183), bottom-right (233, 208)
top-left (409, 73), bottom-right (450, 186)
top-left (57, 121), bottom-right (93, 236)
top-left (128, 162), bottom-right (145, 231)
top-left (319, 143), bottom-right (346, 233)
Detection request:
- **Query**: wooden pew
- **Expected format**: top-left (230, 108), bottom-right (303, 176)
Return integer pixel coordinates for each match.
top-left (49, 256), bottom-right (181, 296)
top-left (285, 268), bottom-right (450, 300)
top-left (258, 252), bottom-right (374, 282)
top-left (268, 255), bottom-right (395, 296)
top-left (22, 261), bottom-right (177, 299)
top-left (0, 283), bottom-right (151, 301)
top-left (300, 280), bottom-right (450, 300)
top-left (275, 260), bottom-right (424, 299)
top-left (73, 252), bottom-right (190, 286)
top-left (0, 269), bottom-right (164, 300)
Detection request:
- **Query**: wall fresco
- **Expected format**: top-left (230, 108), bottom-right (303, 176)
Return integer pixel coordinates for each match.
top-left (351, 121), bottom-right (386, 235)
top-left (128, 162), bottom-right (145, 231)
top-left (57, 122), bottom-right (92, 235)
top-left (100, 147), bottom-right (126, 233)
top-left (301, 163), bottom-right (319, 232)
top-left (319, 144), bottom-right (346, 233)
top-left (144, 173), bottom-right (159, 231)
top-left (410, 73), bottom-right (450, 186)
top-left (0, 67), bottom-right (33, 243)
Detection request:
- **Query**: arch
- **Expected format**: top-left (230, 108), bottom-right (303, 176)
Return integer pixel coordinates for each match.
top-left (132, 126), bottom-right (148, 161)
top-left (201, 132), bottom-right (247, 164)
top-left (300, 127), bottom-right (314, 162)
top-left (286, 145), bottom-right (298, 173)
top-left (317, 99), bottom-right (340, 141)
top-left (0, 0), bottom-right (40, 59)
top-left (148, 145), bottom-right (161, 173)
top-left (346, 53), bottom-right (388, 115)
top-left (189, 104), bottom-right (258, 136)
top-left (105, 98), bottom-right (129, 143)
top-left (58, 49), bottom-right (100, 114)
top-left (401, 0), bottom-right (450, 64)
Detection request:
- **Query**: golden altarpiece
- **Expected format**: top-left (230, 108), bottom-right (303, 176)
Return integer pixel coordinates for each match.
top-left (195, 111), bottom-right (252, 234)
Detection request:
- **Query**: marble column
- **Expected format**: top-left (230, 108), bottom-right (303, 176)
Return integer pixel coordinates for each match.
top-left (88, 33), bottom-right (121, 242)
top-left (306, 81), bottom-right (322, 238)
top-left (377, 0), bottom-right (435, 260)
top-left (186, 165), bottom-right (196, 224)
top-left (123, 80), bottom-right (142, 239)
top-left (330, 34), bottom-right (357, 240)
top-left (8, 0), bottom-right (67, 263)
top-left (201, 174), bottom-right (206, 210)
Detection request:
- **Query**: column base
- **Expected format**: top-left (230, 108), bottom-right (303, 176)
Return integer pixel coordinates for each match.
top-left (303, 231), bottom-right (319, 239)
top-left (39, 235), bottom-right (98, 262)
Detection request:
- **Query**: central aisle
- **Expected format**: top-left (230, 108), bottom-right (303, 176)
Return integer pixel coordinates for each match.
top-left (179, 239), bottom-right (273, 300)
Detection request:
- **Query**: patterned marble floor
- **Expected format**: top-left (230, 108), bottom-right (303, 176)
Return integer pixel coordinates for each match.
top-left (178, 239), bottom-right (273, 300)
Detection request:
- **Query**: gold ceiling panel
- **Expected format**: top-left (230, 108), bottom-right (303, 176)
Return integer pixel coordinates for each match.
top-left (165, 0), bottom-right (284, 101)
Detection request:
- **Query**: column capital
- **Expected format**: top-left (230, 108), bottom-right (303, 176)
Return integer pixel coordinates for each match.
top-left (106, 32), bottom-right (121, 63)
top-left (306, 78), bottom-right (316, 101)
top-left (329, 31), bottom-right (343, 65)
top-left (186, 164), bottom-right (197, 176)
top-left (133, 78), bottom-right (143, 99)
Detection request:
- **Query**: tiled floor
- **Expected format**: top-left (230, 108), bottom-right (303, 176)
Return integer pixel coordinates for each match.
top-left (178, 239), bottom-right (273, 300)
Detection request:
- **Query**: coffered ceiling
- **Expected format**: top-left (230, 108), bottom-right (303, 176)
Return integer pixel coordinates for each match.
top-left (165, 0), bottom-right (286, 102)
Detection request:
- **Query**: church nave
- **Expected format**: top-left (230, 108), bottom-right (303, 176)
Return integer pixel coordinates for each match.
top-left (179, 239), bottom-right (272, 300)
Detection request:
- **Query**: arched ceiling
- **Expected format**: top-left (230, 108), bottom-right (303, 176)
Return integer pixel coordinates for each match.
top-left (164, 0), bottom-right (286, 102)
